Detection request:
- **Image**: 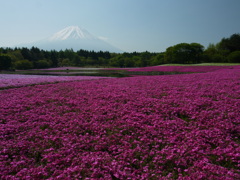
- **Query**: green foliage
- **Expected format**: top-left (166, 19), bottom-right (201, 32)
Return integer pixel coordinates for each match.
top-left (15, 60), bottom-right (33, 70)
top-left (211, 54), bottom-right (225, 63)
top-left (109, 55), bottom-right (124, 67)
top-left (36, 59), bottom-right (51, 69)
top-left (165, 43), bottom-right (204, 64)
top-left (124, 57), bottom-right (135, 67)
top-left (150, 53), bottom-right (165, 65)
top-left (203, 43), bottom-right (228, 63)
top-left (49, 50), bottom-right (59, 67)
top-left (58, 58), bottom-right (73, 67)
top-left (219, 33), bottom-right (240, 52)
top-left (227, 51), bottom-right (240, 63)
top-left (0, 54), bottom-right (12, 70)
top-left (7, 50), bottom-right (24, 62)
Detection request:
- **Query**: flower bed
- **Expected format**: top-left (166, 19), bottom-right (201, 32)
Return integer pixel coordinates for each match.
top-left (0, 74), bottom-right (109, 89)
top-left (33, 67), bottom-right (103, 71)
top-left (127, 65), bottom-right (240, 73)
top-left (0, 68), bottom-right (239, 179)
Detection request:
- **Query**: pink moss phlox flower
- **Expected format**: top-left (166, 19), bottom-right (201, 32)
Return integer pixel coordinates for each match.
top-left (0, 67), bottom-right (239, 179)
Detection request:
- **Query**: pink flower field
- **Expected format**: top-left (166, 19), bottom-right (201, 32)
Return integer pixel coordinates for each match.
top-left (34, 67), bottom-right (103, 71)
top-left (0, 68), bottom-right (240, 179)
top-left (0, 74), bottom-right (109, 89)
top-left (127, 65), bottom-right (240, 73)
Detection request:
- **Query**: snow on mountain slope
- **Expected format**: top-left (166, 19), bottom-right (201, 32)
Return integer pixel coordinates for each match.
top-left (49, 26), bottom-right (96, 41)
top-left (15, 26), bottom-right (123, 52)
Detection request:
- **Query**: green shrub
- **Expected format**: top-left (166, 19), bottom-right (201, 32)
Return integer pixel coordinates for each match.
top-left (36, 59), bottom-right (51, 69)
top-left (227, 51), bottom-right (240, 63)
top-left (0, 54), bottom-right (12, 70)
top-left (15, 60), bottom-right (33, 70)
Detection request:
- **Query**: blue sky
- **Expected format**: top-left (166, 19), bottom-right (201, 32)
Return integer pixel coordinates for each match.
top-left (1, 0), bottom-right (240, 52)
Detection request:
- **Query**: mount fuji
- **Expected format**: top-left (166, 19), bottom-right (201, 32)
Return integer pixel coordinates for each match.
top-left (18, 26), bottom-right (122, 52)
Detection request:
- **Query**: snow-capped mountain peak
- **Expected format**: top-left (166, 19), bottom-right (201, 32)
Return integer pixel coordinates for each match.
top-left (49, 26), bottom-right (96, 41)
top-left (17, 26), bottom-right (123, 52)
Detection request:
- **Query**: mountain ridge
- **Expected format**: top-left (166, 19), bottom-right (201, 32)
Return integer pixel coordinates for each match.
top-left (15, 26), bottom-right (122, 52)
top-left (49, 26), bottom-right (97, 41)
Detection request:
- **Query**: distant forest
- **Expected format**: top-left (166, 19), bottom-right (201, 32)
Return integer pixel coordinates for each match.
top-left (1, 33), bottom-right (240, 70)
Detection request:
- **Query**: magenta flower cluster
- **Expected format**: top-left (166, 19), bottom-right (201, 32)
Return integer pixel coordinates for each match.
top-left (35, 67), bottom-right (102, 71)
top-left (0, 74), bottom-right (109, 89)
top-left (128, 65), bottom-right (239, 73)
top-left (0, 67), bottom-right (240, 179)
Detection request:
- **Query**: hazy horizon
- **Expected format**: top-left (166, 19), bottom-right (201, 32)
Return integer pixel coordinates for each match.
top-left (1, 0), bottom-right (240, 52)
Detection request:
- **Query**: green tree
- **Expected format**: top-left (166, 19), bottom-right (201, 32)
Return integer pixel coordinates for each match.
top-left (30, 46), bottom-right (44, 61)
top-left (190, 43), bottom-right (204, 63)
top-left (36, 59), bottom-right (51, 69)
top-left (59, 58), bottom-right (72, 67)
top-left (15, 60), bottom-right (33, 70)
top-left (133, 56), bottom-right (143, 67)
top-left (211, 54), bottom-right (225, 63)
top-left (49, 50), bottom-right (59, 67)
top-left (0, 54), bottom-right (12, 70)
top-left (98, 57), bottom-right (109, 67)
top-left (72, 55), bottom-right (82, 66)
top-left (219, 33), bottom-right (240, 52)
top-left (165, 43), bottom-right (204, 64)
top-left (63, 49), bottom-right (75, 61)
top-left (227, 51), bottom-right (240, 63)
top-left (79, 56), bottom-right (87, 66)
top-left (21, 48), bottom-right (32, 61)
top-left (124, 57), bottom-right (135, 67)
top-left (140, 51), bottom-right (152, 66)
top-left (7, 50), bottom-right (24, 63)
top-left (85, 57), bottom-right (94, 66)
top-left (164, 46), bottom-right (174, 64)
top-left (203, 43), bottom-right (229, 63)
top-left (109, 55), bottom-right (124, 67)
top-left (151, 53), bottom-right (165, 65)
top-left (203, 43), bottom-right (218, 62)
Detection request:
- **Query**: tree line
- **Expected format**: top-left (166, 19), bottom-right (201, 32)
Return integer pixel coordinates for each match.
top-left (1, 33), bottom-right (240, 70)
